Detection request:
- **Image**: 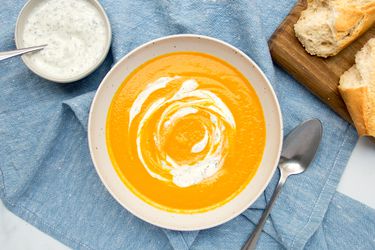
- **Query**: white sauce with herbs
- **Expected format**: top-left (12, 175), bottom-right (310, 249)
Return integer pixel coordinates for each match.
top-left (22, 0), bottom-right (107, 80)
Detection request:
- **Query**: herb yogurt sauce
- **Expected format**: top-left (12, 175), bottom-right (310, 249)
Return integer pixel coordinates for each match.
top-left (22, 0), bottom-right (107, 80)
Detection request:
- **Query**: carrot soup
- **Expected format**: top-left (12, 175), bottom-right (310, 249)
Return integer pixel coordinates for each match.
top-left (106, 52), bottom-right (266, 213)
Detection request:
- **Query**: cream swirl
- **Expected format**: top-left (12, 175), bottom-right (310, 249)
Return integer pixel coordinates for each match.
top-left (129, 77), bottom-right (236, 187)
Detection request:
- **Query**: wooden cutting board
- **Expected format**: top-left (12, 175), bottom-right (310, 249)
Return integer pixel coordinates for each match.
top-left (268, 0), bottom-right (375, 123)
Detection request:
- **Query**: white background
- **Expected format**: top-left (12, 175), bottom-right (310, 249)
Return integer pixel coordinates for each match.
top-left (1, 137), bottom-right (374, 250)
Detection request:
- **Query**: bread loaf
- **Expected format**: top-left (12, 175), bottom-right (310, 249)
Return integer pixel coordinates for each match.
top-left (294, 0), bottom-right (375, 57)
top-left (339, 38), bottom-right (375, 136)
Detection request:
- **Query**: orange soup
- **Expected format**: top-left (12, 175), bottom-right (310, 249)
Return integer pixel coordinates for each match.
top-left (106, 52), bottom-right (266, 213)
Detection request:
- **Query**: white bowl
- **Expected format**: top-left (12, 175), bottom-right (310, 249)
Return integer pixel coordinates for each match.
top-left (88, 34), bottom-right (283, 231)
top-left (14, 0), bottom-right (112, 83)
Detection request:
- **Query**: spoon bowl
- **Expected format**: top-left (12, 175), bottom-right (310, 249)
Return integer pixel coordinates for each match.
top-left (281, 118), bottom-right (323, 168)
top-left (279, 159), bottom-right (306, 176)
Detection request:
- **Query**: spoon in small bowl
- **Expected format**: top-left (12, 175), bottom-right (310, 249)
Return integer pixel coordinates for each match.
top-left (242, 119), bottom-right (323, 250)
top-left (0, 44), bottom-right (46, 61)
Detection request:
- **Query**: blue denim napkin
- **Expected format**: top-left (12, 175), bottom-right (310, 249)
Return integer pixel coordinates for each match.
top-left (1, 0), bottom-right (374, 249)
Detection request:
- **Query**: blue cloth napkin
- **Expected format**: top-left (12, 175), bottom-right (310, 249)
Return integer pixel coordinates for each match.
top-left (1, 0), bottom-right (375, 249)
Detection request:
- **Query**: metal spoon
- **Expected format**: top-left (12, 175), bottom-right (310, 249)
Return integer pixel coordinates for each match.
top-left (242, 119), bottom-right (323, 250)
top-left (0, 44), bottom-right (47, 61)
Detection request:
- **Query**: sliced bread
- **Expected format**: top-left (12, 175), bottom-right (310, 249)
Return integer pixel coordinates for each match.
top-left (294, 0), bottom-right (375, 58)
top-left (339, 38), bottom-right (375, 136)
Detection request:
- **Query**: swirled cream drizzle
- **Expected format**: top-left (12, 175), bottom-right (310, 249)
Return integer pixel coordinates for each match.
top-left (129, 77), bottom-right (236, 187)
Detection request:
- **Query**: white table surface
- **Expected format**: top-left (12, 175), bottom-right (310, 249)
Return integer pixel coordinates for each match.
top-left (1, 137), bottom-right (374, 250)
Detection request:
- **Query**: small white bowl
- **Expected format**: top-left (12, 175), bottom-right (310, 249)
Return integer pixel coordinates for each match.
top-left (14, 0), bottom-right (112, 83)
top-left (88, 35), bottom-right (283, 230)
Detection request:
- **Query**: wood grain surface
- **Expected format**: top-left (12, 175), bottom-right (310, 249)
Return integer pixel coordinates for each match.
top-left (268, 0), bottom-right (375, 123)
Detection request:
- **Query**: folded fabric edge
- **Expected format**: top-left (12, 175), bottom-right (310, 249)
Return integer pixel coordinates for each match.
top-left (0, 101), bottom-right (94, 249)
top-left (163, 229), bottom-right (197, 250)
top-left (1, 196), bottom-right (93, 250)
top-left (289, 124), bottom-right (358, 249)
top-left (0, 104), bottom-right (64, 201)
top-left (0, 167), bottom-right (5, 200)
top-left (334, 191), bottom-right (375, 217)
top-left (62, 91), bottom-right (96, 132)
top-left (306, 191), bottom-right (375, 248)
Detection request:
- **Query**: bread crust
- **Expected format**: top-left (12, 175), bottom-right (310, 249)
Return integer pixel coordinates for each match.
top-left (295, 0), bottom-right (375, 57)
top-left (338, 37), bottom-right (375, 137)
top-left (335, 1), bottom-right (375, 55)
top-left (339, 85), bottom-right (371, 135)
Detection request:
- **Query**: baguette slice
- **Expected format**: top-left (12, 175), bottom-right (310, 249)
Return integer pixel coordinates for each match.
top-left (339, 38), bottom-right (375, 136)
top-left (294, 0), bottom-right (375, 58)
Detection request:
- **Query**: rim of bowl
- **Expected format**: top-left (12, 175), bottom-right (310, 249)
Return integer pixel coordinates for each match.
top-left (14, 0), bottom-right (112, 83)
top-left (88, 34), bottom-right (283, 230)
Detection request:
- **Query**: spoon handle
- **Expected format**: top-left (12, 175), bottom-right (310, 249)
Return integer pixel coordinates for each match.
top-left (242, 169), bottom-right (287, 250)
top-left (0, 45), bottom-right (46, 61)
